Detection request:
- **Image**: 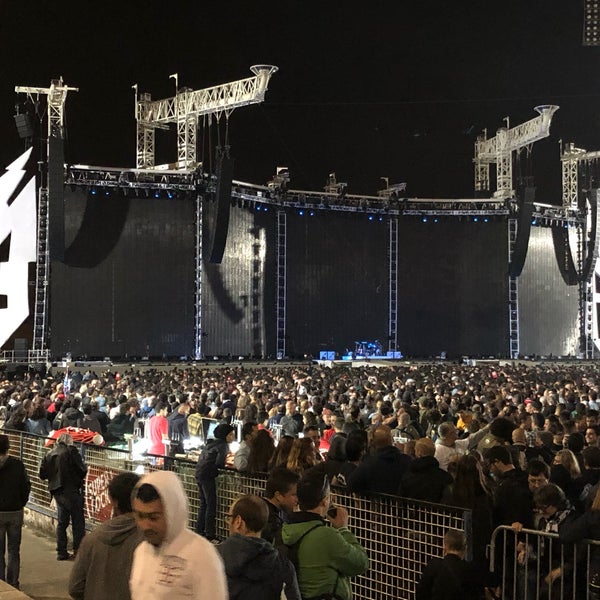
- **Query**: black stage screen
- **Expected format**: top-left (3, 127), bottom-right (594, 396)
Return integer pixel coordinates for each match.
top-left (201, 202), bottom-right (275, 358)
top-left (395, 218), bottom-right (508, 358)
top-left (519, 226), bottom-right (579, 357)
top-left (286, 211), bottom-right (389, 357)
top-left (51, 189), bottom-right (195, 358)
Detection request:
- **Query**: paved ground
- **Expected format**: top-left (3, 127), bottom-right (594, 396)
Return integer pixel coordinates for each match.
top-left (17, 526), bottom-right (72, 600)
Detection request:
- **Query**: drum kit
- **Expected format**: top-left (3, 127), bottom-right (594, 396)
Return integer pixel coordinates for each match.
top-left (353, 339), bottom-right (383, 358)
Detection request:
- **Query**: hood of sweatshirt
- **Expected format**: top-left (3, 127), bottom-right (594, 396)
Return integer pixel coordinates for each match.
top-left (133, 470), bottom-right (188, 545)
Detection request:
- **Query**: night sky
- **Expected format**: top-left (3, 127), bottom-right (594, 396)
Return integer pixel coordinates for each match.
top-left (1, 1), bottom-right (598, 202)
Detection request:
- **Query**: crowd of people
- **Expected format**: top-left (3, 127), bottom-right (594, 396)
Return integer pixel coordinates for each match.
top-left (4, 360), bottom-right (600, 598)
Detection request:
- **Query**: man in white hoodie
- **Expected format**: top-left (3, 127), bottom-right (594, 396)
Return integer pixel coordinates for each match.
top-left (129, 470), bottom-right (227, 600)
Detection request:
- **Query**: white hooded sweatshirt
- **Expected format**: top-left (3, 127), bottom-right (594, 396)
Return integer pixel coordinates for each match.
top-left (129, 470), bottom-right (227, 600)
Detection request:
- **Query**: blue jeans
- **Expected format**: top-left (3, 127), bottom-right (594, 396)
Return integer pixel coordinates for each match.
top-left (53, 490), bottom-right (85, 557)
top-left (0, 510), bottom-right (24, 588)
top-left (196, 478), bottom-right (217, 539)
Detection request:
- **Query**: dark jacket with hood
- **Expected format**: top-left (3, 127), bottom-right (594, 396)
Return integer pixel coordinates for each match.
top-left (218, 533), bottom-right (299, 600)
top-left (348, 445), bottom-right (411, 495)
top-left (399, 455), bottom-right (452, 502)
top-left (196, 438), bottom-right (229, 481)
top-left (68, 513), bottom-right (143, 600)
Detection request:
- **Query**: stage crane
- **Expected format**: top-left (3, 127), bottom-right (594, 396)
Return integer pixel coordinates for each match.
top-left (474, 105), bottom-right (559, 198)
top-left (134, 65), bottom-right (278, 170)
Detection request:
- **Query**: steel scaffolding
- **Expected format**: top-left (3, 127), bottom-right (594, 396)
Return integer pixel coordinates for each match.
top-left (508, 218), bottom-right (520, 359)
top-left (194, 193), bottom-right (203, 359)
top-left (388, 217), bottom-right (399, 354)
top-left (276, 210), bottom-right (287, 359)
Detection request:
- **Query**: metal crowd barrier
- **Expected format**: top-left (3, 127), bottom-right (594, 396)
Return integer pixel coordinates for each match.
top-left (489, 525), bottom-right (600, 600)
top-left (6, 430), bottom-right (472, 600)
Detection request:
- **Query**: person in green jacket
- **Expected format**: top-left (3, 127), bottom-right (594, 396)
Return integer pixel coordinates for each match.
top-left (280, 470), bottom-right (369, 600)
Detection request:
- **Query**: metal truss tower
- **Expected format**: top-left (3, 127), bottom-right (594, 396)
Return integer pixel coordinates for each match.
top-left (508, 218), bottom-right (520, 359)
top-left (194, 193), bottom-right (203, 360)
top-left (276, 210), bottom-right (287, 359)
top-left (388, 217), bottom-right (399, 354)
top-left (15, 78), bottom-right (77, 357)
top-left (474, 105), bottom-right (558, 198)
top-left (134, 65), bottom-right (278, 170)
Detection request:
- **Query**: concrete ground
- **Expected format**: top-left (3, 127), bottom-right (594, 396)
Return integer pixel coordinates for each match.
top-left (15, 526), bottom-right (72, 600)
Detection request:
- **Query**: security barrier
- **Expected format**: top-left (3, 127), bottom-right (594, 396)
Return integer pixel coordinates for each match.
top-left (7, 430), bottom-right (471, 600)
top-left (489, 525), bottom-right (600, 600)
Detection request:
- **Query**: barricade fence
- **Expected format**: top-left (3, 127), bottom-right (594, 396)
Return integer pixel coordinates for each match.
top-left (7, 430), bottom-right (471, 600)
top-left (489, 525), bottom-right (600, 600)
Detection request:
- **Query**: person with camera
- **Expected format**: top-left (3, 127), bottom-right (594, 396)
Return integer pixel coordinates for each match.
top-left (280, 470), bottom-right (368, 600)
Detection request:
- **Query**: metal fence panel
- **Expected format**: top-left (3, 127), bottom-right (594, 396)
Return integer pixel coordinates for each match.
top-left (8, 430), bottom-right (471, 600)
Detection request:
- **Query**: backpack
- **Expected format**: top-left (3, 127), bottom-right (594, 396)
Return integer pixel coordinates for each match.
top-left (195, 442), bottom-right (219, 480)
top-left (276, 523), bottom-right (343, 600)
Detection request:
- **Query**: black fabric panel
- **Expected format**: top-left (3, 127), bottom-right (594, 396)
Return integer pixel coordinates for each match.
top-left (519, 227), bottom-right (579, 356)
top-left (63, 189), bottom-right (130, 268)
top-left (395, 218), bottom-right (508, 358)
top-left (51, 191), bottom-right (195, 358)
top-left (286, 211), bottom-right (388, 358)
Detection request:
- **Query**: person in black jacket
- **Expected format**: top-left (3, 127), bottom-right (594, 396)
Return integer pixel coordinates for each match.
top-left (347, 425), bottom-right (411, 496)
top-left (218, 494), bottom-right (299, 600)
top-left (416, 529), bottom-right (483, 600)
top-left (195, 423), bottom-right (234, 541)
top-left (399, 437), bottom-right (452, 502)
top-left (39, 432), bottom-right (87, 560)
top-left (0, 434), bottom-right (31, 588)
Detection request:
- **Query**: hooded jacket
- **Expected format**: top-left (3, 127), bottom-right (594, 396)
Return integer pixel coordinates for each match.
top-left (68, 513), bottom-right (143, 600)
top-left (281, 511), bottom-right (369, 600)
top-left (129, 470), bottom-right (227, 600)
top-left (218, 533), bottom-right (299, 600)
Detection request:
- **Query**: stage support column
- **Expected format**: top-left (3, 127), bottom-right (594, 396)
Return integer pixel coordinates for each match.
top-left (508, 217), bottom-right (520, 359)
top-left (194, 192), bottom-right (203, 359)
top-left (276, 209), bottom-right (287, 359)
top-left (388, 217), bottom-right (398, 355)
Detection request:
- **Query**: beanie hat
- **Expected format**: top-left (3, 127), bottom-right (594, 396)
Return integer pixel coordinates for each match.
top-left (213, 424), bottom-right (235, 441)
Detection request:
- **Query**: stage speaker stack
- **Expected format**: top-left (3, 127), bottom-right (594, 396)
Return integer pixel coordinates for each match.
top-left (208, 149), bottom-right (233, 264)
top-left (509, 187), bottom-right (535, 278)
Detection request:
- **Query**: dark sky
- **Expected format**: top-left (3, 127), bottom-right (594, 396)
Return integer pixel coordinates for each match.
top-left (1, 0), bottom-right (598, 201)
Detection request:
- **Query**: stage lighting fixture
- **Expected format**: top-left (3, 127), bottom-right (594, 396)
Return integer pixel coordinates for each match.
top-left (422, 217), bottom-right (427, 223)
top-left (368, 214), bottom-right (374, 221)
top-left (378, 216), bottom-right (383, 222)
top-left (154, 190), bottom-right (161, 198)
top-left (484, 217), bottom-right (489, 223)
top-left (298, 209), bottom-right (304, 216)
top-left (584, 0), bottom-right (600, 45)
top-left (309, 210), bottom-right (315, 217)
top-left (104, 189), bottom-right (111, 196)
top-left (167, 190), bottom-right (175, 199)
top-left (90, 187), bottom-right (98, 196)
top-left (473, 217), bottom-right (478, 223)
top-left (433, 218), bottom-right (439, 223)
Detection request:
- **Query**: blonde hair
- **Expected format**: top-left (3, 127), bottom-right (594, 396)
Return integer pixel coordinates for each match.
top-left (555, 449), bottom-right (581, 478)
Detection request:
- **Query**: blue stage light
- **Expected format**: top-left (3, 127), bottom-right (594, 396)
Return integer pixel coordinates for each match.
top-left (154, 190), bottom-right (161, 198)
top-left (90, 187), bottom-right (97, 195)
top-left (309, 210), bottom-right (315, 216)
top-left (368, 215), bottom-right (374, 221)
top-left (473, 217), bottom-right (478, 223)
top-left (422, 217), bottom-right (427, 223)
top-left (434, 218), bottom-right (439, 223)
top-left (298, 209), bottom-right (304, 216)
top-left (484, 217), bottom-right (489, 223)
top-left (378, 216), bottom-right (383, 222)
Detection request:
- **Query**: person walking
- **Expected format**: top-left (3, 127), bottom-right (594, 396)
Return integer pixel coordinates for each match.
top-left (0, 434), bottom-right (30, 589)
top-left (39, 432), bottom-right (87, 560)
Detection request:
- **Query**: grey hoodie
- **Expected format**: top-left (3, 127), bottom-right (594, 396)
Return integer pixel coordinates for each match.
top-left (68, 512), bottom-right (143, 600)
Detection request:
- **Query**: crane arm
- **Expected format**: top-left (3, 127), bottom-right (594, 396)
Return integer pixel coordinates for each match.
top-left (475, 105), bottom-right (559, 163)
top-left (137, 65), bottom-right (278, 125)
